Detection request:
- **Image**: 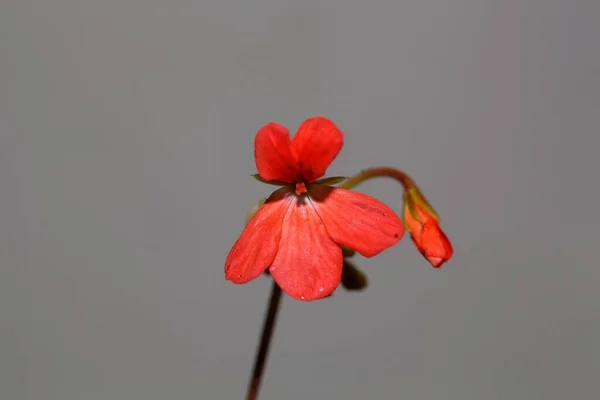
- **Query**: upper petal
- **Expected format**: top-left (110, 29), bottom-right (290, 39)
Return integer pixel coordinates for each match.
top-left (291, 117), bottom-right (344, 182)
top-left (225, 187), bottom-right (294, 284)
top-left (255, 122), bottom-right (299, 182)
top-left (309, 185), bottom-right (404, 257)
top-left (269, 198), bottom-right (343, 301)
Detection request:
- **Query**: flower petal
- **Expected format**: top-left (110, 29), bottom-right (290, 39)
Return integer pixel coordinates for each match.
top-left (225, 187), bottom-right (293, 284)
top-left (254, 122), bottom-right (299, 182)
top-left (309, 185), bottom-right (404, 257)
top-left (269, 198), bottom-right (343, 301)
top-left (291, 117), bottom-right (344, 182)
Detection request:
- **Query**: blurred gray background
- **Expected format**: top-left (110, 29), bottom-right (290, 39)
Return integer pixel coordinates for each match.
top-left (1, 0), bottom-right (599, 399)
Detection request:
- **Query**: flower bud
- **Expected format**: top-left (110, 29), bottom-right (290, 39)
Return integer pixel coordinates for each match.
top-left (403, 188), bottom-right (453, 268)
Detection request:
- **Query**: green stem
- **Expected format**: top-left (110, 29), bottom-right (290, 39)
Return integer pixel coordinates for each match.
top-left (339, 167), bottom-right (416, 191)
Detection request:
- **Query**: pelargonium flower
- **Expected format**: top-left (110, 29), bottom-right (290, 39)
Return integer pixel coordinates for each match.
top-left (403, 187), bottom-right (453, 268)
top-left (225, 117), bottom-right (404, 301)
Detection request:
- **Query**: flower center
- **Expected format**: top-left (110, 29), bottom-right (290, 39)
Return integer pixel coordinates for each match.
top-left (295, 182), bottom-right (308, 196)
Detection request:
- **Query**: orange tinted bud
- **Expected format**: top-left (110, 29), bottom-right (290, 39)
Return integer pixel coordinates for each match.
top-left (403, 189), bottom-right (453, 268)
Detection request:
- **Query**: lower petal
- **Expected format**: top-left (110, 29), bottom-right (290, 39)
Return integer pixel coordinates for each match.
top-left (309, 185), bottom-right (404, 257)
top-left (269, 198), bottom-right (343, 301)
top-left (225, 187), bottom-right (293, 284)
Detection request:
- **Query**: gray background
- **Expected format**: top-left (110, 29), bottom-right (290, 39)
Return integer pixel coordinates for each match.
top-left (1, 0), bottom-right (599, 399)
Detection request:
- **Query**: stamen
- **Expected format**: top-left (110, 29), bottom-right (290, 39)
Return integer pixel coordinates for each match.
top-left (295, 182), bottom-right (308, 196)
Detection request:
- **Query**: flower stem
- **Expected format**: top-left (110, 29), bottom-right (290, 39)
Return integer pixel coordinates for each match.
top-left (246, 280), bottom-right (283, 400)
top-left (339, 167), bottom-right (416, 191)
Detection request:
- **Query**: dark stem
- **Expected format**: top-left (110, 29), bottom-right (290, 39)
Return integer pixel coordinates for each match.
top-left (246, 280), bottom-right (283, 400)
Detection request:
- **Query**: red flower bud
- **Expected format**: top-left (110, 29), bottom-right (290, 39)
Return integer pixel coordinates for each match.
top-left (403, 189), bottom-right (453, 268)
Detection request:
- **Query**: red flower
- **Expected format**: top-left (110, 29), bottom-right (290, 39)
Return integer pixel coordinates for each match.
top-left (225, 117), bottom-right (404, 301)
top-left (403, 189), bottom-right (453, 268)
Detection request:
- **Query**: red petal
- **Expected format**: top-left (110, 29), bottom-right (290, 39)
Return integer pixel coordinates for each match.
top-left (291, 117), bottom-right (344, 182)
top-left (254, 122), bottom-right (299, 182)
top-left (269, 199), bottom-right (343, 301)
top-left (309, 185), bottom-right (404, 257)
top-left (225, 187), bottom-right (294, 284)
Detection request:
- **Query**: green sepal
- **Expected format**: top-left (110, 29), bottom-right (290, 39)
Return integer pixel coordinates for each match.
top-left (251, 174), bottom-right (289, 187)
top-left (341, 245), bottom-right (356, 258)
top-left (402, 191), bottom-right (413, 231)
top-left (404, 186), bottom-right (440, 222)
top-left (313, 176), bottom-right (349, 186)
